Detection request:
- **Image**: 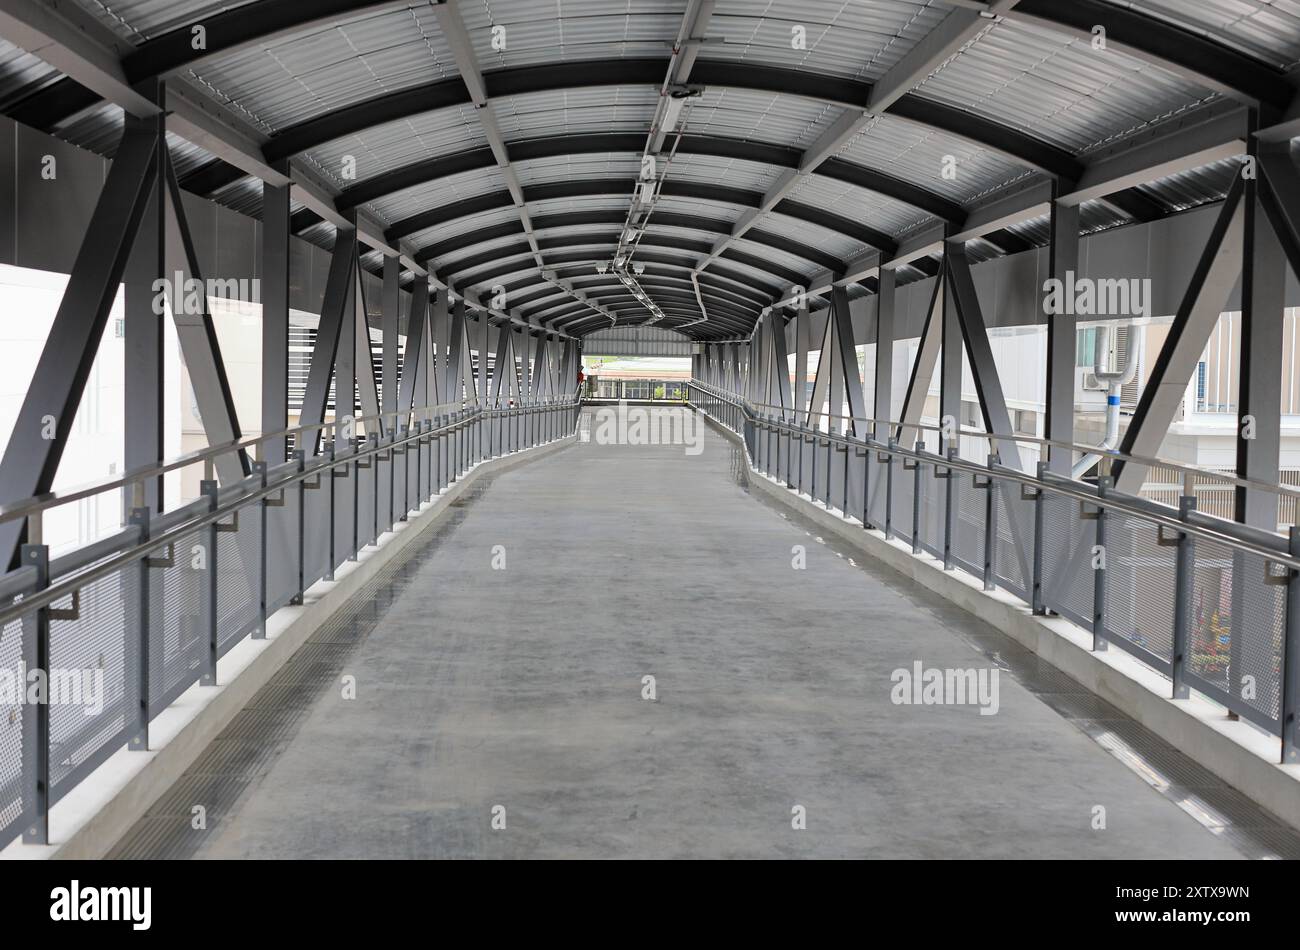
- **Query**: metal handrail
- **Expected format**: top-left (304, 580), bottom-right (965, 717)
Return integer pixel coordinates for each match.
top-left (687, 380), bottom-right (1300, 571)
top-left (723, 386), bottom-right (1300, 501)
top-left (0, 394), bottom-right (575, 527)
top-left (691, 378), bottom-right (1300, 758)
top-left (0, 396), bottom-right (582, 628)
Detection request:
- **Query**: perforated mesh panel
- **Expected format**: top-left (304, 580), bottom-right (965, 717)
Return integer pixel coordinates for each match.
top-left (1189, 538), bottom-right (1233, 696)
top-left (1235, 551), bottom-right (1286, 725)
top-left (828, 442), bottom-right (850, 513)
top-left (216, 504), bottom-right (260, 654)
top-left (917, 461), bottom-right (946, 559)
top-left (891, 456), bottom-right (914, 546)
top-left (303, 472), bottom-right (331, 588)
top-left (152, 528), bottom-right (205, 714)
top-left (48, 564), bottom-right (138, 799)
top-left (995, 481), bottom-right (1034, 601)
top-left (951, 473), bottom-right (986, 577)
top-left (1104, 513), bottom-right (1175, 669)
top-left (0, 595), bottom-right (31, 843)
top-left (845, 445), bottom-right (866, 522)
top-left (357, 457), bottom-right (377, 551)
top-left (266, 483), bottom-right (299, 614)
top-left (1041, 493), bottom-right (1096, 631)
top-left (333, 452), bottom-right (358, 566)
top-left (868, 454), bottom-right (889, 530)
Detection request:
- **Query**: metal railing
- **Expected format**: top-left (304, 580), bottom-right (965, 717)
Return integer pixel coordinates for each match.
top-left (0, 393), bottom-right (581, 850)
top-left (688, 379), bottom-right (1300, 767)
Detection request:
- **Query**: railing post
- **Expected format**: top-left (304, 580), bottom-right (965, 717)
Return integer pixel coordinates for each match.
top-left (388, 423), bottom-right (396, 530)
top-left (438, 417), bottom-right (447, 491)
top-left (1170, 495), bottom-right (1196, 701)
top-left (127, 503), bottom-right (151, 748)
top-left (942, 445), bottom-right (955, 570)
top-left (840, 443), bottom-right (849, 516)
top-left (20, 540), bottom-right (50, 844)
top-left (1280, 524), bottom-right (1300, 762)
top-left (1091, 476), bottom-right (1111, 652)
top-left (292, 449), bottom-right (306, 605)
top-left (326, 434), bottom-right (337, 581)
top-left (200, 479), bottom-right (220, 685)
top-left (395, 425), bottom-right (409, 521)
top-left (350, 436), bottom-right (361, 561)
top-left (415, 422), bottom-right (425, 509)
top-left (369, 432), bottom-right (380, 541)
top-left (252, 460), bottom-right (268, 639)
top-left (911, 439), bottom-right (923, 556)
top-left (425, 419), bottom-right (434, 497)
top-left (1031, 461), bottom-right (1046, 615)
top-left (981, 453), bottom-right (1000, 591)
top-left (861, 444), bottom-right (871, 529)
top-left (796, 423), bottom-right (805, 496)
top-left (825, 431), bottom-right (833, 505)
top-left (884, 440), bottom-right (896, 541)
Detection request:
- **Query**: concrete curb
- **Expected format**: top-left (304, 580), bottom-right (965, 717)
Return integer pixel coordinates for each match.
top-left (2, 435), bottom-right (576, 860)
top-left (702, 413), bottom-right (1300, 833)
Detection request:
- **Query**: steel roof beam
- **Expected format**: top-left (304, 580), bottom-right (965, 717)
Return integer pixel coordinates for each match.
top-left (326, 131), bottom-right (957, 229)
top-left (697, 1), bottom-right (1019, 273)
top-left (514, 275), bottom-right (764, 313)
top-left (503, 257), bottom-right (776, 304)
top-left (402, 182), bottom-right (887, 262)
top-left (427, 211), bottom-right (848, 276)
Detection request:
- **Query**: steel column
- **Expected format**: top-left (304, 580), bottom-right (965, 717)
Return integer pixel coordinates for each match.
top-left (0, 115), bottom-right (159, 569)
top-left (1045, 196), bottom-right (1079, 474)
top-left (261, 165), bottom-right (292, 465)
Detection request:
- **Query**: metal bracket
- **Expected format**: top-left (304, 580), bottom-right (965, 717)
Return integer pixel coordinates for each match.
top-left (265, 488), bottom-right (286, 508)
top-left (902, 459), bottom-right (919, 471)
top-left (876, 451), bottom-right (892, 463)
top-left (1265, 561), bottom-right (1296, 586)
top-left (144, 542), bottom-right (175, 568)
top-left (303, 473), bottom-right (322, 490)
top-left (332, 465), bottom-right (350, 479)
top-left (933, 466), bottom-right (950, 480)
top-left (48, 588), bottom-right (80, 622)
top-left (356, 457), bottom-right (372, 470)
top-left (1156, 524), bottom-right (1184, 546)
top-left (1020, 484), bottom-right (1042, 501)
top-left (215, 510), bottom-right (240, 533)
top-left (1079, 500), bottom-right (1102, 520)
top-left (973, 474), bottom-right (993, 489)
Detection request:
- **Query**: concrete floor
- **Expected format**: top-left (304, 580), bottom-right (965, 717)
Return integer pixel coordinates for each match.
top-left (112, 409), bottom-right (1284, 859)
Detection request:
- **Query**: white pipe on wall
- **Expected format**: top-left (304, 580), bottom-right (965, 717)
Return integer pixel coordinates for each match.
top-left (1072, 322), bottom-right (1143, 479)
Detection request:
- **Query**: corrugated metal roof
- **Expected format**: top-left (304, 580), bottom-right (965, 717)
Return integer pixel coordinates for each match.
top-left (465, 0), bottom-right (682, 70)
top-left (364, 164), bottom-right (508, 225)
top-left (190, 4), bottom-right (459, 134)
top-left (915, 17), bottom-right (1216, 155)
top-left (788, 173), bottom-right (931, 236)
top-left (75, 1), bottom-right (264, 42)
top-left (705, 0), bottom-right (949, 82)
top-left (1134, 155), bottom-right (1238, 212)
top-left (0, 38), bottom-right (59, 101)
top-left (687, 86), bottom-right (838, 149)
top-left (762, 208), bottom-right (879, 260)
top-left (492, 85), bottom-right (658, 137)
top-left (839, 112), bottom-right (1030, 204)
top-left (1101, 0), bottom-right (1300, 71)
top-left (0, 0), bottom-right (1283, 338)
